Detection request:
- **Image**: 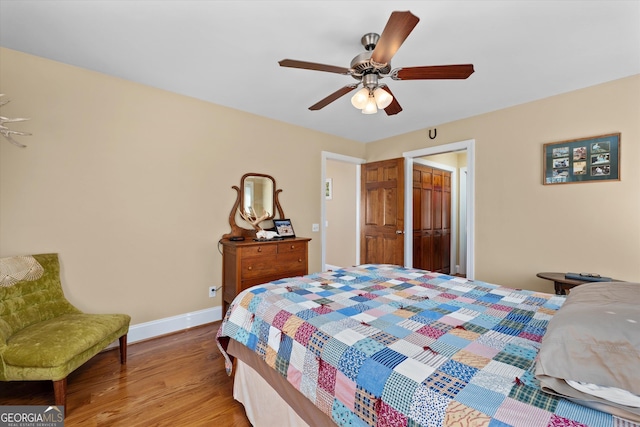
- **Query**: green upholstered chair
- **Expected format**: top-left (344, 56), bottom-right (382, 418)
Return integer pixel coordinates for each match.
top-left (0, 253), bottom-right (130, 412)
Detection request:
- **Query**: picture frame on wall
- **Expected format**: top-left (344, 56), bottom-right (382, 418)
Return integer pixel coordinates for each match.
top-left (273, 219), bottom-right (296, 238)
top-left (325, 178), bottom-right (333, 200)
top-left (543, 133), bottom-right (620, 185)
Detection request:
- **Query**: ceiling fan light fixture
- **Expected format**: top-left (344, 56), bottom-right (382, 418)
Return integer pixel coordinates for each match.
top-left (350, 88), bottom-right (369, 109)
top-left (362, 95), bottom-right (378, 114)
top-left (373, 87), bottom-right (393, 109)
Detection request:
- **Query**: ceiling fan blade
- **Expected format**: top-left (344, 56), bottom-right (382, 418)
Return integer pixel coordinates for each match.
top-left (370, 11), bottom-right (420, 66)
top-left (393, 64), bottom-right (475, 80)
top-left (309, 85), bottom-right (359, 110)
top-left (380, 86), bottom-right (403, 116)
top-left (279, 59), bottom-right (351, 75)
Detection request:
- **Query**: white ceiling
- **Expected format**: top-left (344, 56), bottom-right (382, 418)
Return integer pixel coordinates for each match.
top-left (1, 1), bottom-right (639, 143)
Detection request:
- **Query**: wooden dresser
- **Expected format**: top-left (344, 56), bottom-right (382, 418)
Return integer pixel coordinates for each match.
top-left (221, 237), bottom-right (311, 313)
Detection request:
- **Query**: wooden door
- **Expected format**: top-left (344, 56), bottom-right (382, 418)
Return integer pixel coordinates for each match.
top-left (441, 172), bottom-right (451, 273)
top-left (433, 169), bottom-right (452, 273)
top-left (360, 158), bottom-right (404, 266)
top-left (413, 165), bottom-right (433, 270)
top-left (412, 164), bottom-right (451, 273)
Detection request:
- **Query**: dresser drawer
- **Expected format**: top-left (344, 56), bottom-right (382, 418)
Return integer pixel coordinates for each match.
top-left (242, 244), bottom-right (277, 257)
top-left (241, 257), bottom-right (280, 279)
top-left (277, 241), bottom-right (306, 254)
top-left (278, 251), bottom-right (306, 269)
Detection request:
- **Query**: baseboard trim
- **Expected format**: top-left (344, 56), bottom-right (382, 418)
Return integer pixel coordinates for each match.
top-left (123, 306), bottom-right (224, 345)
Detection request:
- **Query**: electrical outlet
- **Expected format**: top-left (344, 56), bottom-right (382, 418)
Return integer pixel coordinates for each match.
top-left (312, 223), bottom-right (319, 232)
top-left (209, 286), bottom-right (217, 298)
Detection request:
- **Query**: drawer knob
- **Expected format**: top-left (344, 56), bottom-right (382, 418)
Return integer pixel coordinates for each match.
top-left (257, 247), bottom-right (262, 252)
top-left (290, 245), bottom-right (295, 249)
top-left (298, 258), bottom-right (302, 262)
top-left (248, 266), bottom-right (252, 271)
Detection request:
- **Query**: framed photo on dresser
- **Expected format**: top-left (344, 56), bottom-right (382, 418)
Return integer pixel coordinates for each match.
top-left (273, 219), bottom-right (296, 238)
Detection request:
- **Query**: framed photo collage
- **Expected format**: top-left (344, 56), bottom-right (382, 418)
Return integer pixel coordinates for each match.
top-left (543, 133), bottom-right (620, 185)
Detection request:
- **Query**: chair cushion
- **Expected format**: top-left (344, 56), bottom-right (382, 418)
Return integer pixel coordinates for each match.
top-left (3, 313), bottom-right (130, 372)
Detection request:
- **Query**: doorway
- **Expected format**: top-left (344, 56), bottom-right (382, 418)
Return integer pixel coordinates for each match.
top-left (403, 139), bottom-right (475, 279)
top-left (321, 152), bottom-right (365, 271)
top-left (320, 139), bottom-right (475, 279)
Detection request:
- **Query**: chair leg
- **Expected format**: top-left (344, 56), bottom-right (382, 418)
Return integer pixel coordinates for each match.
top-left (119, 334), bottom-right (128, 364)
top-left (53, 378), bottom-right (67, 415)
top-left (49, 335), bottom-right (127, 416)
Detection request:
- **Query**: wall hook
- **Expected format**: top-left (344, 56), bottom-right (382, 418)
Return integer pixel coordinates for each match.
top-left (428, 128), bottom-right (437, 140)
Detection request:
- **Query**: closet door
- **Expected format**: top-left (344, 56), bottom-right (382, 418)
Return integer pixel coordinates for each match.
top-left (441, 172), bottom-right (452, 273)
top-left (413, 165), bottom-right (433, 271)
top-left (432, 170), bottom-right (443, 272)
top-left (412, 164), bottom-right (451, 273)
top-left (433, 168), bottom-right (452, 273)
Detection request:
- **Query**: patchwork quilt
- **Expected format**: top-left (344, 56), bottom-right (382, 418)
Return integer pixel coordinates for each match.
top-left (216, 265), bottom-right (638, 427)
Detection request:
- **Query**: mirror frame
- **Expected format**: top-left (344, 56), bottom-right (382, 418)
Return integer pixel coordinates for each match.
top-left (223, 173), bottom-right (285, 239)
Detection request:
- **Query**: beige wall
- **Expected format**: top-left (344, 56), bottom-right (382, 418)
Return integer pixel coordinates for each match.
top-left (368, 74), bottom-right (640, 292)
top-left (2, 47), bottom-right (638, 325)
top-left (0, 48), bottom-right (366, 324)
top-left (325, 160), bottom-right (358, 267)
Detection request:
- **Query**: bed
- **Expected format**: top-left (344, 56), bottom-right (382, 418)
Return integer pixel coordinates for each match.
top-left (216, 264), bottom-right (639, 427)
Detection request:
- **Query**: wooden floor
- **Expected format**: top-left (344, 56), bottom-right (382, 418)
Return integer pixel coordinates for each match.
top-left (0, 322), bottom-right (252, 427)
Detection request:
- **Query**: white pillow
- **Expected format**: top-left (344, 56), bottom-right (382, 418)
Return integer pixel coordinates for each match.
top-left (566, 380), bottom-right (640, 408)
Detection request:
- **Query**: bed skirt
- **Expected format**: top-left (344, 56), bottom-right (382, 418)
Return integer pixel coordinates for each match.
top-left (228, 338), bottom-right (335, 427)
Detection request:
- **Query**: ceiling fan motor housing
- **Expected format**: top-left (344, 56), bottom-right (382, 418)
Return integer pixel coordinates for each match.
top-left (351, 33), bottom-right (391, 80)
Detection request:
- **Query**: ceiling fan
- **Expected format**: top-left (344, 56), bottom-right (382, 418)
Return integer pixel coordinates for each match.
top-left (278, 11), bottom-right (474, 115)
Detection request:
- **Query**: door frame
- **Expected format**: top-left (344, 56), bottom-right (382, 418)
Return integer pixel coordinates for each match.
top-left (321, 151), bottom-right (366, 271)
top-left (459, 167), bottom-right (468, 276)
top-left (403, 139), bottom-right (475, 279)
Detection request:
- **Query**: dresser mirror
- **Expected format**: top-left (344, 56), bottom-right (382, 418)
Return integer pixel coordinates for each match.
top-left (223, 173), bottom-right (285, 239)
top-left (242, 174), bottom-right (275, 219)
